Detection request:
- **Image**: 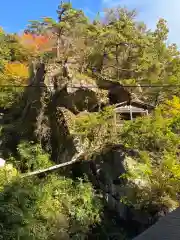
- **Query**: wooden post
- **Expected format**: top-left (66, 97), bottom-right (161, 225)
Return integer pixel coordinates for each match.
top-left (130, 105), bottom-right (133, 120)
top-left (113, 110), bottom-right (117, 133)
top-left (114, 111), bottom-right (116, 125)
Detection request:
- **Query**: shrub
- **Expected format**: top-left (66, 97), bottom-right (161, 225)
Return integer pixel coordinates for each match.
top-left (9, 141), bottom-right (52, 173)
top-left (72, 106), bottom-right (117, 156)
top-left (120, 111), bottom-right (180, 153)
top-left (119, 102), bottom-right (180, 212)
top-left (0, 173), bottom-right (102, 240)
top-left (123, 151), bottom-right (180, 211)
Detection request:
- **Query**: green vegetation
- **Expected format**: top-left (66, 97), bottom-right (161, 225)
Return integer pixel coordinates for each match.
top-left (0, 1), bottom-right (180, 239)
top-left (119, 100), bottom-right (180, 211)
top-left (0, 172), bottom-right (101, 239)
top-left (0, 142), bottom-right (102, 239)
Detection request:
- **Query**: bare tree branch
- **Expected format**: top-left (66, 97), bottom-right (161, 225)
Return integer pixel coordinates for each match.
top-left (21, 151), bottom-right (84, 178)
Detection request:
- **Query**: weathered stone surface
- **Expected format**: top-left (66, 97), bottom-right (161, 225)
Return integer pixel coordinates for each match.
top-left (71, 144), bottom-right (164, 232)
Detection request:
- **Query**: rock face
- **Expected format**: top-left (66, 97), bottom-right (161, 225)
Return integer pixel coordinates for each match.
top-left (0, 60), bottom-right (173, 240)
top-left (0, 60), bottom-right (161, 238)
top-left (71, 144), bottom-right (160, 236)
top-left (0, 61), bottom-right (107, 163)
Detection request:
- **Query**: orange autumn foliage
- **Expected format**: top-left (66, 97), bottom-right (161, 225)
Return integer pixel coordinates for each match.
top-left (4, 62), bottom-right (29, 84)
top-left (19, 33), bottom-right (53, 55)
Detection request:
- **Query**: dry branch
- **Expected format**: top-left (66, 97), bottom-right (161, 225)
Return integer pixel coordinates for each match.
top-left (21, 151), bottom-right (84, 178)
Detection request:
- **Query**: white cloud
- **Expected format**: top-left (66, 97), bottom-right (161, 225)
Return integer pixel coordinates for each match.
top-left (101, 0), bottom-right (180, 46)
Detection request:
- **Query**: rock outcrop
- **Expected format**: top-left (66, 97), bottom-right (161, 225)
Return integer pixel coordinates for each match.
top-left (0, 60), bottom-right (108, 162)
top-left (0, 60), bottom-right (160, 239)
top-left (71, 144), bottom-right (168, 237)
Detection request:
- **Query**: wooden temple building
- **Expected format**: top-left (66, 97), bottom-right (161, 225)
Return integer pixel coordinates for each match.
top-left (96, 76), bottom-right (155, 122)
top-left (114, 98), bottom-right (155, 124)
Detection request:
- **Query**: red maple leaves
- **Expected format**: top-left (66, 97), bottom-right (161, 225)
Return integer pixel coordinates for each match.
top-left (19, 33), bottom-right (53, 54)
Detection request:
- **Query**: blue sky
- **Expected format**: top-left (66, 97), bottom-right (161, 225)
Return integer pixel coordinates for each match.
top-left (1, 0), bottom-right (180, 45)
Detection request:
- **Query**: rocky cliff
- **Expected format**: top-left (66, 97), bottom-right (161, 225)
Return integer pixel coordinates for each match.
top-left (0, 60), bottom-right (164, 239)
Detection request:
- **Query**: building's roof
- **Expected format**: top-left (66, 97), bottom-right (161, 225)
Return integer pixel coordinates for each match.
top-left (133, 207), bottom-right (180, 240)
top-left (115, 105), bottom-right (148, 113)
top-left (115, 98), bottom-right (155, 110)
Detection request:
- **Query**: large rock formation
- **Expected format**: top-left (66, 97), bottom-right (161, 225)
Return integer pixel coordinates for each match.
top-left (0, 60), bottom-right (161, 239)
top-left (0, 60), bottom-right (109, 162)
top-left (71, 144), bottom-right (171, 238)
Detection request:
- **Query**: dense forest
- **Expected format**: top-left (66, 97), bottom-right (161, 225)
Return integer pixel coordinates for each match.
top-left (0, 2), bottom-right (180, 239)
